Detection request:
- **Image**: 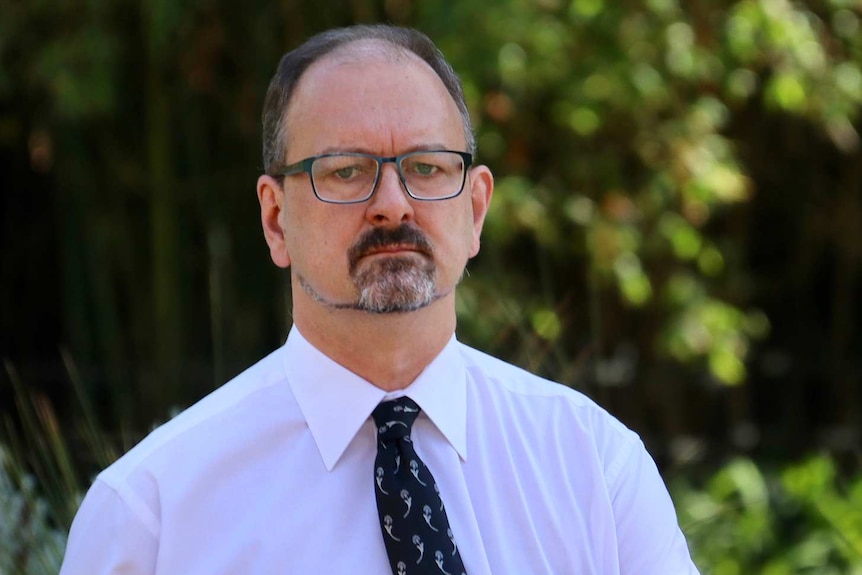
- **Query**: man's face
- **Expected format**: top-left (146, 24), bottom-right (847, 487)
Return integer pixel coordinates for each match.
top-left (259, 44), bottom-right (492, 316)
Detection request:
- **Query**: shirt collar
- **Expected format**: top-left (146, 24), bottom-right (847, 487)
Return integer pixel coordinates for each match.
top-left (282, 326), bottom-right (468, 471)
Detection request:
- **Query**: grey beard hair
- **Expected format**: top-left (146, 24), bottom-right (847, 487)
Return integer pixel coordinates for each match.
top-left (297, 255), bottom-right (438, 314)
top-left (355, 257), bottom-right (436, 313)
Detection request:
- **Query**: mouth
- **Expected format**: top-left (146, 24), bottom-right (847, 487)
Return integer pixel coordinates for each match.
top-left (362, 244), bottom-right (427, 257)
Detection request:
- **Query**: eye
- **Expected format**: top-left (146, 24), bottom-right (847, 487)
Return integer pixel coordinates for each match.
top-left (404, 155), bottom-right (449, 178)
top-left (333, 165), bottom-right (360, 180)
top-left (412, 162), bottom-right (438, 176)
top-left (315, 155), bottom-right (374, 182)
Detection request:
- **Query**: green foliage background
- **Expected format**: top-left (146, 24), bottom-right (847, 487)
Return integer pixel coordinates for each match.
top-left (1, 0), bottom-right (861, 572)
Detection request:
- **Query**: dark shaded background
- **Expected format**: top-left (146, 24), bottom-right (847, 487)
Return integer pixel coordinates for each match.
top-left (1, 0), bottom-right (860, 479)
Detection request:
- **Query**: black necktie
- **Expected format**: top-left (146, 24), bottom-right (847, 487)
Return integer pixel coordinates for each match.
top-left (372, 397), bottom-right (467, 575)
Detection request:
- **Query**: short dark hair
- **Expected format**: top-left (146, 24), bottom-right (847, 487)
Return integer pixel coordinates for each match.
top-left (261, 24), bottom-right (475, 175)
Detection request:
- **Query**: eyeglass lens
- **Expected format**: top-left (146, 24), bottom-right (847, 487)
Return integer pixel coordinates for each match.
top-left (310, 152), bottom-right (465, 202)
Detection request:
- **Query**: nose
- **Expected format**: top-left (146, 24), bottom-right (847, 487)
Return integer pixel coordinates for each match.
top-left (365, 162), bottom-right (415, 226)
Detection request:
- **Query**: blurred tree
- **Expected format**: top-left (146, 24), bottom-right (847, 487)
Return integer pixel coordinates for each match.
top-left (0, 0), bottom-right (859, 472)
top-left (432, 0), bottom-right (861, 461)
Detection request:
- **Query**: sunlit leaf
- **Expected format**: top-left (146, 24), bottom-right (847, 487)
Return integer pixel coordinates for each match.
top-left (531, 308), bottom-right (563, 341)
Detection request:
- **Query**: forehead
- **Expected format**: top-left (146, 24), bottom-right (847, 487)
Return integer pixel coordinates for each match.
top-left (284, 41), bottom-right (464, 155)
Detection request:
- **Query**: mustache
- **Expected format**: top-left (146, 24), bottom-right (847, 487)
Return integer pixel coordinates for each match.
top-left (348, 225), bottom-right (434, 272)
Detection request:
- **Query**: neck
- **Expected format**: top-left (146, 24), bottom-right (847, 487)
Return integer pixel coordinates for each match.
top-left (292, 288), bottom-right (457, 391)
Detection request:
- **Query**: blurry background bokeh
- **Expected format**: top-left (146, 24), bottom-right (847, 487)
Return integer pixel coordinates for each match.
top-left (1, 0), bottom-right (861, 572)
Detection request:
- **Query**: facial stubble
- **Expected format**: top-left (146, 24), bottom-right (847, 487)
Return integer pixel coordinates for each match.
top-left (298, 224), bottom-right (440, 314)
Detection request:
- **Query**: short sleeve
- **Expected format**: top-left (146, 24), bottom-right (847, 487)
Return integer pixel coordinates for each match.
top-left (59, 479), bottom-right (158, 575)
top-left (607, 439), bottom-right (701, 575)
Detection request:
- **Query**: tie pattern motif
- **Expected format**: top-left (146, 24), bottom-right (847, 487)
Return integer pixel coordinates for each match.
top-left (372, 397), bottom-right (467, 575)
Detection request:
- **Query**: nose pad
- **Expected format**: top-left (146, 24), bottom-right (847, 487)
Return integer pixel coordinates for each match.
top-left (366, 163), bottom-right (414, 223)
top-left (376, 162), bottom-right (407, 196)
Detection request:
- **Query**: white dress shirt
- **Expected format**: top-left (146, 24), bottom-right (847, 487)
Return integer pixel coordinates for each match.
top-left (60, 327), bottom-right (700, 574)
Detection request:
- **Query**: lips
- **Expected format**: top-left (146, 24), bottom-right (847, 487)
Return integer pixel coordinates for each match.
top-left (363, 244), bottom-right (426, 257)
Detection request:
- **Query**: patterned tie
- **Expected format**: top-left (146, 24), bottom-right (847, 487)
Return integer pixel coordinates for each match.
top-left (372, 397), bottom-right (467, 575)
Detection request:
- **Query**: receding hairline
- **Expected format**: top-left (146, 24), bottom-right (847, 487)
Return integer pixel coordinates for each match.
top-left (261, 25), bottom-right (476, 174)
top-left (288, 39), bottom-right (453, 108)
top-left (311, 38), bottom-right (421, 67)
top-left (282, 39), bottom-right (467, 148)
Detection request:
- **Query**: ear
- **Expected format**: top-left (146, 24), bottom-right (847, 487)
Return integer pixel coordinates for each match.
top-left (257, 175), bottom-right (291, 268)
top-left (467, 165), bottom-right (494, 258)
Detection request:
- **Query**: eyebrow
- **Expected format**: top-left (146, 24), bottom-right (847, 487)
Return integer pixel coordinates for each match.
top-left (316, 143), bottom-right (453, 156)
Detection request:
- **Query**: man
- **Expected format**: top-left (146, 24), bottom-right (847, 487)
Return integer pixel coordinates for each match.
top-left (60, 24), bottom-right (700, 574)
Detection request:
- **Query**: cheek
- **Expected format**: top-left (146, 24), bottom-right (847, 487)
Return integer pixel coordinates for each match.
top-left (428, 207), bottom-right (476, 265)
top-left (286, 207), bottom-right (357, 266)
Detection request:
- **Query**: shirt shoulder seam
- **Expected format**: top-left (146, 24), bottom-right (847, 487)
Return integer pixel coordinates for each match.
top-left (94, 476), bottom-right (161, 539)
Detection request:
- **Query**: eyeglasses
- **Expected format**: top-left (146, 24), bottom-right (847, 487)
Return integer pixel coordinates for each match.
top-left (273, 150), bottom-right (473, 204)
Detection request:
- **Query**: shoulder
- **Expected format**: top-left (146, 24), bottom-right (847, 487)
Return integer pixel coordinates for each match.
top-left (458, 341), bottom-right (615, 416)
top-left (457, 341), bottom-right (641, 467)
top-left (99, 346), bottom-right (293, 485)
top-left (458, 343), bottom-right (592, 402)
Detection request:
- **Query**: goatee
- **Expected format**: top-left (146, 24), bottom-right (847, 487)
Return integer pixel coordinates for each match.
top-left (298, 224), bottom-right (439, 314)
top-left (348, 225), bottom-right (436, 314)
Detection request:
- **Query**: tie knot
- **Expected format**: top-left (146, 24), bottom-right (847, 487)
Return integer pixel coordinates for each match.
top-left (372, 397), bottom-right (421, 442)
